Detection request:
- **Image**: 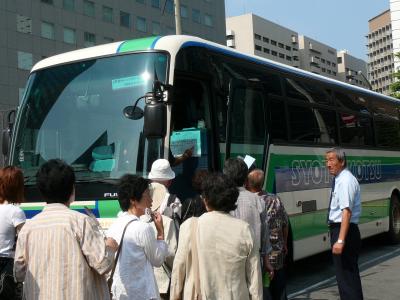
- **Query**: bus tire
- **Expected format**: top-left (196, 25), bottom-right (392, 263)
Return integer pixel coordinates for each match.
top-left (388, 194), bottom-right (400, 244)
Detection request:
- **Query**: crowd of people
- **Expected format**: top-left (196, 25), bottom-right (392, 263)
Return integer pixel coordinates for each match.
top-left (0, 147), bottom-right (362, 300)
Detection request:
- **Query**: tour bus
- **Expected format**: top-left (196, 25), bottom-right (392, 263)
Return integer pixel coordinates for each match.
top-left (4, 35), bottom-right (400, 262)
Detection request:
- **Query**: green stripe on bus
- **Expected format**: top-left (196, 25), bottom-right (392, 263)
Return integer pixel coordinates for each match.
top-left (290, 198), bottom-right (390, 241)
top-left (97, 199), bottom-right (121, 218)
top-left (118, 37), bottom-right (159, 53)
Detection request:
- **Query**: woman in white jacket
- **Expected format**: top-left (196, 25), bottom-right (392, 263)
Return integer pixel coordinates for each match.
top-left (107, 175), bottom-right (168, 300)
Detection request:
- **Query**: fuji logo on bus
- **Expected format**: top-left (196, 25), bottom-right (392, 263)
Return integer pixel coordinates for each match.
top-left (291, 159), bottom-right (382, 186)
top-left (104, 192), bottom-right (118, 198)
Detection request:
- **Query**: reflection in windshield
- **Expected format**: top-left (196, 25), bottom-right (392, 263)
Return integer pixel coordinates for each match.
top-left (12, 52), bottom-right (168, 182)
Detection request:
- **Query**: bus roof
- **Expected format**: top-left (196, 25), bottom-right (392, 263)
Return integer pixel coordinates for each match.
top-left (32, 34), bottom-right (399, 104)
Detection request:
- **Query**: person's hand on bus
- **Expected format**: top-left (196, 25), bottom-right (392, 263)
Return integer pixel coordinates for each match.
top-left (182, 147), bottom-right (194, 159)
top-left (105, 237), bottom-right (119, 252)
top-left (153, 212), bottom-right (165, 240)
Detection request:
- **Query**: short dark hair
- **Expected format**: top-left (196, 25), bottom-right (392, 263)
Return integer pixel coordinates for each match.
top-left (223, 158), bottom-right (248, 186)
top-left (0, 166), bottom-right (24, 204)
top-left (201, 173), bottom-right (238, 213)
top-left (192, 169), bottom-right (209, 193)
top-left (36, 159), bottom-right (75, 204)
top-left (118, 174), bottom-right (150, 211)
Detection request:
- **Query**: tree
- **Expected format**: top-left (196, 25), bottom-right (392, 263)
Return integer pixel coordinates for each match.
top-left (390, 52), bottom-right (400, 99)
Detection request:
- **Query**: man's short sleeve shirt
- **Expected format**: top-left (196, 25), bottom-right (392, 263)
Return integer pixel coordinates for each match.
top-left (329, 169), bottom-right (361, 224)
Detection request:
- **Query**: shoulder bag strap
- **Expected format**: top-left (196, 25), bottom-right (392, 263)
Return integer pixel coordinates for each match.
top-left (108, 218), bottom-right (137, 285)
top-left (191, 218), bottom-right (202, 300)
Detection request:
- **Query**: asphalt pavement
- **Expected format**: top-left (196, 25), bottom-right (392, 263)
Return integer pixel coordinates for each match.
top-left (288, 242), bottom-right (400, 300)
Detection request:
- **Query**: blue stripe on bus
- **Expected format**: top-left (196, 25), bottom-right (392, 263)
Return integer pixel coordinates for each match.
top-left (275, 164), bottom-right (400, 193)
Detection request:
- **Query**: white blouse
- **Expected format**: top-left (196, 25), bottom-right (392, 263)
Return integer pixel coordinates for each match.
top-left (107, 213), bottom-right (168, 300)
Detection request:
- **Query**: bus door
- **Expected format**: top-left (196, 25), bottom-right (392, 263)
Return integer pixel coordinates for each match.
top-left (226, 79), bottom-right (268, 171)
top-left (168, 78), bottom-right (213, 200)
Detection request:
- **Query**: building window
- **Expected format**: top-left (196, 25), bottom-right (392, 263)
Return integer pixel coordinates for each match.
top-left (263, 37), bottom-right (269, 43)
top-left (271, 50), bottom-right (277, 56)
top-left (255, 45), bottom-right (262, 51)
top-left (63, 0), bottom-right (74, 11)
top-left (136, 17), bottom-right (147, 32)
top-left (286, 55), bottom-right (292, 61)
top-left (17, 51), bottom-right (33, 70)
top-left (152, 21), bottom-right (161, 35)
top-left (165, 0), bottom-right (174, 14)
top-left (120, 11), bottom-right (130, 28)
top-left (337, 57), bottom-right (342, 64)
top-left (263, 48), bottom-right (270, 53)
top-left (279, 53), bottom-right (285, 58)
top-left (180, 5), bottom-right (188, 18)
top-left (321, 58), bottom-right (326, 63)
top-left (332, 63), bottom-right (336, 67)
top-left (327, 61), bottom-right (331, 66)
top-left (254, 34), bottom-right (261, 40)
top-left (192, 9), bottom-right (201, 24)
top-left (41, 0), bottom-right (53, 4)
top-left (152, 0), bottom-right (160, 8)
top-left (16, 15), bottom-right (32, 34)
top-left (63, 27), bottom-right (76, 44)
top-left (286, 45), bottom-right (291, 51)
top-left (278, 43), bottom-right (284, 48)
top-left (41, 21), bottom-right (55, 39)
top-left (271, 40), bottom-right (277, 46)
top-left (83, 0), bottom-right (95, 17)
top-left (102, 6), bottom-right (113, 23)
top-left (204, 14), bottom-right (213, 27)
top-left (84, 32), bottom-right (96, 47)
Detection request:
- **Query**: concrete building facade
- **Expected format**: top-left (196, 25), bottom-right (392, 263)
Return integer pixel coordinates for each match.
top-left (390, 0), bottom-right (400, 72)
top-left (367, 9), bottom-right (394, 94)
top-left (0, 0), bottom-right (226, 112)
top-left (298, 35), bottom-right (338, 79)
top-left (337, 50), bottom-right (369, 89)
top-left (226, 14), bottom-right (300, 68)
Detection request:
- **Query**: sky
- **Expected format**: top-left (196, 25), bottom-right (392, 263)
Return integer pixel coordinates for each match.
top-left (225, 0), bottom-right (390, 60)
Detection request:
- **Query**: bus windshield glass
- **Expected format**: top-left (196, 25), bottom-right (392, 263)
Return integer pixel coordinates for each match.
top-left (11, 52), bottom-right (168, 184)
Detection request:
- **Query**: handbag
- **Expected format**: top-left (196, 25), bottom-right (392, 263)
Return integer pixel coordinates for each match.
top-left (108, 218), bottom-right (137, 298)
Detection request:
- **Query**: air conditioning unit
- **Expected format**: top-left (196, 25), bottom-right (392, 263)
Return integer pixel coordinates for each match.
top-left (226, 29), bottom-right (235, 38)
top-left (227, 39), bottom-right (235, 48)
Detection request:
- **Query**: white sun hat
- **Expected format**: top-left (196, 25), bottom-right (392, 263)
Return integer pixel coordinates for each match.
top-left (148, 159), bottom-right (175, 181)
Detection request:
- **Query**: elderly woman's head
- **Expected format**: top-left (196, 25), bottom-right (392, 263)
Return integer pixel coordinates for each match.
top-left (201, 173), bottom-right (238, 213)
top-left (118, 174), bottom-right (151, 215)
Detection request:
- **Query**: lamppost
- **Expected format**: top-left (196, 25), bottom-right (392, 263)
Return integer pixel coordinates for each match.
top-left (174, 0), bottom-right (182, 35)
top-left (357, 70), bottom-right (373, 90)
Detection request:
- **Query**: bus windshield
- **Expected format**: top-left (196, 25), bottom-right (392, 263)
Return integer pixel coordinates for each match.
top-left (11, 52), bottom-right (168, 184)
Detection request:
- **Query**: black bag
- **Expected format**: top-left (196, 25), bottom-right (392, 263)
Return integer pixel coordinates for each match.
top-left (0, 257), bottom-right (22, 300)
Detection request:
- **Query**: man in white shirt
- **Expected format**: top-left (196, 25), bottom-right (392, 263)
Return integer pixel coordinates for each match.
top-left (326, 148), bottom-right (363, 300)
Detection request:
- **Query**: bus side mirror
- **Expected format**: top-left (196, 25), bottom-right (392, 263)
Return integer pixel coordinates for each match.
top-left (2, 110), bottom-right (16, 156)
top-left (144, 101), bottom-right (167, 138)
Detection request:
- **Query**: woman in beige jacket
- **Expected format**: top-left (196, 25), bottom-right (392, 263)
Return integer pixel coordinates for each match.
top-left (170, 173), bottom-right (263, 300)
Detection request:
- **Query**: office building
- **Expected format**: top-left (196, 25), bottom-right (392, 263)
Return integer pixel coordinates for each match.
top-left (298, 35), bottom-right (338, 79)
top-left (337, 50), bottom-right (369, 89)
top-left (226, 14), bottom-right (300, 68)
top-left (367, 9), bottom-right (393, 94)
top-left (0, 0), bottom-right (226, 113)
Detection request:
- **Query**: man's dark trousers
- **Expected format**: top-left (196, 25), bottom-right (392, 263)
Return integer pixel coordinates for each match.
top-left (330, 223), bottom-right (363, 300)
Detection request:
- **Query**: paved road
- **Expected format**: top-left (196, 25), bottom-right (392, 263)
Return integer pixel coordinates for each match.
top-left (287, 234), bottom-right (400, 300)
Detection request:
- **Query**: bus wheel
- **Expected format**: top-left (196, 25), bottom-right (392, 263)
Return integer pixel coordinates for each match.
top-left (388, 194), bottom-right (400, 244)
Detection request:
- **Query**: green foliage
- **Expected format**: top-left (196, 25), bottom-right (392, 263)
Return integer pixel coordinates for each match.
top-left (390, 52), bottom-right (400, 99)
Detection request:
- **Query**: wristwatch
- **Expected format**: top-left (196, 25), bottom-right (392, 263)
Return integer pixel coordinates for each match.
top-left (336, 239), bottom-right (345, 244)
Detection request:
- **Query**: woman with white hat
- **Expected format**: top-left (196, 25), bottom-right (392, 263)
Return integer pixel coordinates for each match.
top-left (148, 159), bottom-right (182, 219)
